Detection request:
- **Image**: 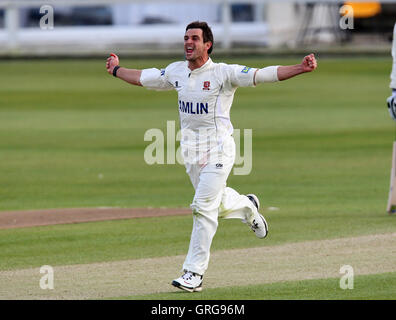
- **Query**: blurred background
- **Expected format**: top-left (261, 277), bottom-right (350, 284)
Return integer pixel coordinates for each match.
top-left (0, 0), bottom-right (395, 57)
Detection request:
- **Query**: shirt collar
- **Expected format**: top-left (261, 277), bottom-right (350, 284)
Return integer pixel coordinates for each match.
top-left (187, 57), bottom-right (213, 73)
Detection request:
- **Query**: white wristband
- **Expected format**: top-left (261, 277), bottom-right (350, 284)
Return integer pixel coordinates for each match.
top-left (254, 66), bottom-right (279, 85)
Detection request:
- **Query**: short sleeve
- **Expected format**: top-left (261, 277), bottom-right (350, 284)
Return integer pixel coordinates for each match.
top-left (228, 64), bottom-right (257, 88)
top-left (140, 67), bottom-right (174, 91)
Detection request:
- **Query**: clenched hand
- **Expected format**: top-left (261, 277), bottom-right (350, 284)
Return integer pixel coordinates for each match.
top-left (301, 54), bottom-right (317, 72)
top-left (106, 53), bottom-right (119, 74)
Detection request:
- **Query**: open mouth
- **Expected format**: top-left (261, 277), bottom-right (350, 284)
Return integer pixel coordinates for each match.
top-left (185, 47), bottom-right (194, 55)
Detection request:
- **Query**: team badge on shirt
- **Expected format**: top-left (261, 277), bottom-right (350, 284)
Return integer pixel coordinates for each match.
top-left (241, 66), bottom-right (251, 73)
top-left (203, 81), bottom-right (211, 91)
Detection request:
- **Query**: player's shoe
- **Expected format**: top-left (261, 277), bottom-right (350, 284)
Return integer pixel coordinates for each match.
top-left (171, 270), bottom-right (203, 292)
top-left (246, 193), bottom-right (260, 210)
top-left (246, 194), bottom-right (268, 239)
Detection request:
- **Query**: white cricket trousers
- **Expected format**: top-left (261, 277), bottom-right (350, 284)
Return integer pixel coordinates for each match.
top-left (182, 136), bottom-right (257, 275)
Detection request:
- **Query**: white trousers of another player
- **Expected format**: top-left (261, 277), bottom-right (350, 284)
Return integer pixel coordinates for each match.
top-left (182, 136), bottom-right (257, 276)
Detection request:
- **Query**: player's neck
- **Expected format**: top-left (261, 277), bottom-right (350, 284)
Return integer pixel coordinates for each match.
top-left (188, 56), bottom-right (209, 71)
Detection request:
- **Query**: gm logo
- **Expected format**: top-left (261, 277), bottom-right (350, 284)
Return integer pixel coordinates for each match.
top-left (216, 163), bottom-right (223, 169)
top-left (241, 67), bottom-right (251, 74)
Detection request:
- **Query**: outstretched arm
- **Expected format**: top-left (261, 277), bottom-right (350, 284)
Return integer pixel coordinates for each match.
top-left (277, 54), bottom-right (317, 81)
top-left (106, 53), bottom-right (142, 86)
top-left (252, 54), bottom-right (317, 85)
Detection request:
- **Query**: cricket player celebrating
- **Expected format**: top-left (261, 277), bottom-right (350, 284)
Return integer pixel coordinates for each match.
top-left (106, 21), bottom-right (317, 292)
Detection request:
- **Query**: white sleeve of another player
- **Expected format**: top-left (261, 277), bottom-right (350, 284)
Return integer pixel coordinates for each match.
top-left (391, 23), bottom-right (396, 89)
top-left (140, 68), bottom-right (173, 91)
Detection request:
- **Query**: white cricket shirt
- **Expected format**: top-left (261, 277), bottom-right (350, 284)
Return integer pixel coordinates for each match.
top-left (140, 58), bottom-right (276, 162)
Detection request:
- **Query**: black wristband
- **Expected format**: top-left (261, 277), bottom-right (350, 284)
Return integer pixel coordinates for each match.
top-left (113, 65), bottom-right (121, 77)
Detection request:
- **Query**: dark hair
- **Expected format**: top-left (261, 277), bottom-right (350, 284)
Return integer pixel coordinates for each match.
top-left (186, 21), bottom-right (214, 54)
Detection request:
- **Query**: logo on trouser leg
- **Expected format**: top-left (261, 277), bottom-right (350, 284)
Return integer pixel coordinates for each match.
top-left (215, 163), bottom-right (223, 169)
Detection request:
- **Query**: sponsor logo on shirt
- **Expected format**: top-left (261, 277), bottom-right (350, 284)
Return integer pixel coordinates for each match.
top-left (178, 100), bottom-right (209, 114)
top-left (160, 69), bottom-right (165, 76)
top-left (241, 67), bottom-right (251, 74)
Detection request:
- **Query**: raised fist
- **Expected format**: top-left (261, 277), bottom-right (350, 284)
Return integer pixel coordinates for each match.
top-left (301, 54), bottom-right (317, 72)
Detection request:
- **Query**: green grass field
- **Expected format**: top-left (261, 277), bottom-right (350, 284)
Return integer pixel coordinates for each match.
top-left (0, 56), bottom-right (395, 300)
top-left (118, 272), bottom-right (396, 300)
